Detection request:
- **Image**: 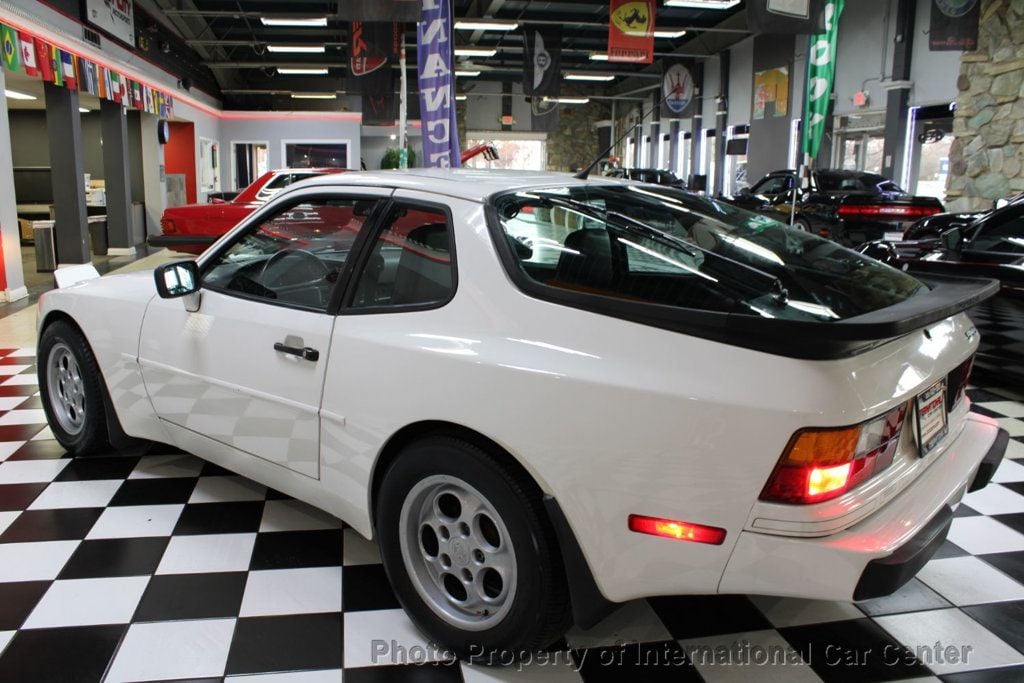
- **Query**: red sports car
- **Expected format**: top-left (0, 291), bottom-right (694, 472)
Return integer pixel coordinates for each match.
top-left (151, 169), bottom-right (344, 254)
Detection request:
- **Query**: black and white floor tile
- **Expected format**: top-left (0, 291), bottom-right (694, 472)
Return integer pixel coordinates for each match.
top-left (1, 346), bottom-right (1024, 682)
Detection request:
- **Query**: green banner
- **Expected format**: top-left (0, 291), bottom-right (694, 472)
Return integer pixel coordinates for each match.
top-left (801, 0), bottom-right (844, 163)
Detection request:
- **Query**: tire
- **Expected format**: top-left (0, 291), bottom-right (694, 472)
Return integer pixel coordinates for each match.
top-left (38, 320), bottom-right (110, 456)
top-left (376, 436), bottom-right (571, 662)
top-left (792, 217), bottom-right (812, 233)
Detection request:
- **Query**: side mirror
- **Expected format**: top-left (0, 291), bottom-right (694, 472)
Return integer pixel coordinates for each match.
top-left (155, 261), bottom-right (200, 298)
top-left (942, 227), bottom-right (964, 252)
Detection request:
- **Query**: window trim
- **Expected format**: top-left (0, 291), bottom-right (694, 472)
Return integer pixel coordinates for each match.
top-left (338, 198), bottom-right (459, 316)
top-left (197, 191), bottom-right (391, 315)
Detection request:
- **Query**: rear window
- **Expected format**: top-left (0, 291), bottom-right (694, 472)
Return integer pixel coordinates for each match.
top-left (817, 173), bottom-right (904, 194)
top-left (492, 185), bottom-right (926, 322)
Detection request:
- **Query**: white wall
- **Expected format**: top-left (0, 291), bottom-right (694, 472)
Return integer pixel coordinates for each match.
top-left (909, 0), bottom-right (961, 106)
top-left (728, 38), bottom-right (754, 127)
top-left (833, 0), bottom-right (899, 115)
top-left (701, 55), bottom-right (721, 124)
top-left (219, 116), bottom-right (362, 175)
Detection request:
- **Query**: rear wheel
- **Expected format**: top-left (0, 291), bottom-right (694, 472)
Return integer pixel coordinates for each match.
top-left (376, 436), bottom-right (571, 661)
top-left (38, 320), bottom-right (110, 456)
top-left (792, 217), bottom-right (812, 233)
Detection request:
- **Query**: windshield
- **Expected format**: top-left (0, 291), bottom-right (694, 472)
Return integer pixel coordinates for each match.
top-left (492, 184), bottom-right (926, 322)
top-left (817, 173), bottom-right (904, 194)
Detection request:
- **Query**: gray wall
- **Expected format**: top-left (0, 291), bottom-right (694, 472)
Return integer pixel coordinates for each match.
top-left (728, 38), bottom-right (754, 127)
top-left (219, 117), bottom-right (362, 179)
top-left (747, 34), bottom-right (798, 181)
top-left (10, 110), bottom-right (104, 178)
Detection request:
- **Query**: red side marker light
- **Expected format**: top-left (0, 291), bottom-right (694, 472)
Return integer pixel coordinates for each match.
top-left (628, 515), bottom-right (727, 545)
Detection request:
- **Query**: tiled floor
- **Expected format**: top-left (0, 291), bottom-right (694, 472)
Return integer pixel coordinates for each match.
top-left (0, 347), bottom-right (1023, 682)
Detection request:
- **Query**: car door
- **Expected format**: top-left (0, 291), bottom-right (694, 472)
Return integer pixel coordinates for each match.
top-left (139, 186), bottom-right (390, 478)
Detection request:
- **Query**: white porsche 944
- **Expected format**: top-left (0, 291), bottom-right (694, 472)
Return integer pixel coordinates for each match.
top-left (37, 169), bottom-right (1008, 657)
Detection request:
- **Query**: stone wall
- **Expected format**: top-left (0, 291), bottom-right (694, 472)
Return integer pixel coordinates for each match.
top-left (546, 100), bottom-right (612, 172)
top-left (946, 0), bottom-right (1024, 211)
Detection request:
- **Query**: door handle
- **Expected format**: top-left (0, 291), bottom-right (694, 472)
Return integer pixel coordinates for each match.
top-left (274, 342), bottom-right (320, 362)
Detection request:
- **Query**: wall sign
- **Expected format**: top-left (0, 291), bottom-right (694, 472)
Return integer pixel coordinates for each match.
top-left (661, 61), bottom-right (695, 118)
top-left (85, 0), bottom-right (135, 46)
top-left (607, 0), bottom-right (655, 64)
top-left (929, 0), bottom-right (979, 51)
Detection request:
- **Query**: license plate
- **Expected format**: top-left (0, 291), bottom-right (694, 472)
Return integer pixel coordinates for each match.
top-left (916, 379), bottom-right (948, 457)
top-left (884, 231), bottom-right (903, 241)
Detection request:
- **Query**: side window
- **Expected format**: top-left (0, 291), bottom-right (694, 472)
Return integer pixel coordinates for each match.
top-left (203, 197), bottom-right (377, 310)
top-left (351, 205), bottom-right (454, 309)
top-left (971, 213), bottom-right (1024, 253)
top-left (754, 176), bottom-right (788, 196)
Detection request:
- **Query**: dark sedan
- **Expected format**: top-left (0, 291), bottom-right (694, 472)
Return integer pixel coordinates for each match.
top-left (604, 167), bottom-right (687, 189)
top-left (860, 200), bottom-right (1024, 384)
top-left (729, 170), bottom-right (944, 246)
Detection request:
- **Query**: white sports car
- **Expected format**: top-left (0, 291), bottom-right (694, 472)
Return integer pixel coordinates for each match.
top-left (37, 169), bottom-right (1008, 658)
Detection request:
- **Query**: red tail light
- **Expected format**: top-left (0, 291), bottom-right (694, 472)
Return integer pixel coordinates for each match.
top-left (628, 515), bottom-right (727, 545)
top-left (160, 217), bottom-right (177, 234)
top-left (761, 404), bottom-right (908, 504)
top-left (837, 204), bottom-right (942, 219)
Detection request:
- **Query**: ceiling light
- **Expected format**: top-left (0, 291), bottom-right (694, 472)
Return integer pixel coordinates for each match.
top-left (291, 92), bottom-right (336, 99)
top-left (665, 0), bottom-right (740, 9)
top-left (455, 70), bottom-right (480, 77)
top-left (455, 94), bottom-right (467, 101)
top-left (4, 89), bottom-right (36, 101)
top-left (454, 48), bottom-right (498, 57)
top-left (260, 17), bottom-right (328, 27)
top-left (589, 53), bottom-right (610, 61)
top-left (267, 45), bottom-right (326, 54)
top-left (453, 20), bottom-right (518, 31)
top-left (654, 29), bottom-right (688, 38)
top-left (389, 134), bottom-right (397, 140)
top-left (543, 96), bottom-right (590, 104)
top-left (564, 73), bottom-right (615, 82)
top-left (79, 108), bottom-right (90, 113)
top-left (277, 67), bottom-right (329, 75)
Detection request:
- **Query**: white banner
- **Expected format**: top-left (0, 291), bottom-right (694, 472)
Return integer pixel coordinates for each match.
top-left (86, 0), bottom-right (135, 46)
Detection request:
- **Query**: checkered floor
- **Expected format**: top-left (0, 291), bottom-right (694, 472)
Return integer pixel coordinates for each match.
top-left (2, 347), bottom-right (1024, 682)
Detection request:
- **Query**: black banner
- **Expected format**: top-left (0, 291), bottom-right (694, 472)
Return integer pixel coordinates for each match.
top-left (350, 22), bottom-right (399, 126)
top-left (661, 59), bottom-right (697, 119)
top-left (530, 97), bottom-right (560, 133)
top-left (338, 0), bottom-right (419, 21)
top-left (522, 25), bottom-right (562, 97)
top-left (929, 0), bottom-right (979, 51)
top-left (747, 0), bottom-right (826, 34)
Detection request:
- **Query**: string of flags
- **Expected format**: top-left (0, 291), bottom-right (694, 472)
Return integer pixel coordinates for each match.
top-left (1, 22), bottom-right (174, 118)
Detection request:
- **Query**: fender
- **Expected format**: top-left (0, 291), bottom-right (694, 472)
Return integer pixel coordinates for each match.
top-left (54, 264), bottom-right (101, 289)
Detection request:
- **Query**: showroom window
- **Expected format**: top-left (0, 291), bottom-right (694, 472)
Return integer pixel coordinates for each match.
top-left (203, 196), bottom-right (378, 311)
top-left (284, 141), bottom-right (349, 168)
top-left (350, 204), bottom-right (455, 310)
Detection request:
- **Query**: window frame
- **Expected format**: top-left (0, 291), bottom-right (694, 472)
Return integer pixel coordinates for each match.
top-left (338, 198), bottom-right (459, 316)
top-left (197, 188), bottom-right (391, 315)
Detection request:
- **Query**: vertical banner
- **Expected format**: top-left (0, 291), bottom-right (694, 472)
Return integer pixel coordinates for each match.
top-left (661, 59), bottom-right (696, 118)
top-left (531, 98), bottom-right (560, 133)
top-left (929, 0), bottom-right (979, 51)
top-left (350, 21), bottom-right (399, 126)
top-left (607, 0), bottom-right (655, 64)
top-left (800, 0), bottom-right (844, 163)
top-left (417, 0), bottom-right (461, 167)
top-left (522, 25), bottom-right (562, 97)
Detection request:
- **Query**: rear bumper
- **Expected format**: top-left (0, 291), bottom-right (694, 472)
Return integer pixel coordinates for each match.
top-left (718, 414), bottom-right (1005, 601)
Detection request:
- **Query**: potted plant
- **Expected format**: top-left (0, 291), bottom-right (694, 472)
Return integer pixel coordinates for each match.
top-left (381, 147), bottom-right (417, 169)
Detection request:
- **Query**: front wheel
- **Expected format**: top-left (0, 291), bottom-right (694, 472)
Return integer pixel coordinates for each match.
top-left (376, 436), bottom-right (571, 661)
top-left (38, 320), bottom-right (110, 455)
top-left (792, 217), bottom-right (812, 233)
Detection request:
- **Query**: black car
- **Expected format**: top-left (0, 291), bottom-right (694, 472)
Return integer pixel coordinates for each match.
top-left (860, 200), bottom-right (1024, 385)
top-left (604, 167), bottom-right (687, 189)
top-left (728, 170), bottom-right (944, 246)
top-left (902, 191), bottom-right (1024, 241)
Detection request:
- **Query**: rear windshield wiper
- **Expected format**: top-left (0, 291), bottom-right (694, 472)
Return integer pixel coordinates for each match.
top-left (530, 194), bottom-right (790, 303)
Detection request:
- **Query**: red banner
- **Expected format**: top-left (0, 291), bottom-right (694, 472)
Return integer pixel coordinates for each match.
top-left (607, 0), bottom-right (655, 64)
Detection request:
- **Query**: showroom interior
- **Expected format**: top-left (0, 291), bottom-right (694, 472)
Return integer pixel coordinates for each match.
top-left (0, 0), bottom-right (1023, 681)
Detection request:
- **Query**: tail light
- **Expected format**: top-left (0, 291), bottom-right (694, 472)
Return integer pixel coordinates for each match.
top-left (160, 217), bottom-right (177, 234)
top-left (628, 515), bottom-right (727, 545)
top-left (946, 354), bottom-right (975, 412)
top-left (837, 204), bottom-right (943, 219)
top-left (760, 404), bottom-right (908, 504)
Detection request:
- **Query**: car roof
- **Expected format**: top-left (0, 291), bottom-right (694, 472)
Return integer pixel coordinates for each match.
top-left (289, 168), bottom-right (621, 202)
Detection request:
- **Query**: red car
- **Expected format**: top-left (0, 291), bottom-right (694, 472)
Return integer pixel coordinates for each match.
top-left (151, 169), bottom-right (344, 254)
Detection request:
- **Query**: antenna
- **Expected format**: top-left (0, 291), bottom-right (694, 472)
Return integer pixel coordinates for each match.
top-left (575, 88), bottom-right (667, 181)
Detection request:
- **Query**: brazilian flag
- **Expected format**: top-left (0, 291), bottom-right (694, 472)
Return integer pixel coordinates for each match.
top-left (1, 24), bottom-right (19, 72)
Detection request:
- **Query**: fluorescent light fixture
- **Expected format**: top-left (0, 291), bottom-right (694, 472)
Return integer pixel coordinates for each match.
top-left (654, 29), bottom-right (688, 38)
top-left (455, 70), bottom-right (481, 77)
top-left (291, 92), bottom-right (336, 99)
top-left (277, 67), bottom-right (329, 75)
top-left (564, 73), bottom-right (615, 81)
top-left (260, 16), bottom-right (327, 27)
top-left (543, 96), bottom-right (590, 104)
top-left (454, 48), bottom-right (497, 57)
top-left (453, 20), bottom-right (518, 31)
top-left (267, 45), bottom-right (326, 54)
top-left (589, 53), bottom-right (610, 61)
top-left (665, 0), bottom-right (740, 9)
top-left (4, 89), bottom-right (36, 100)
top-left (455, 94), bottom-right (467, 101)
top-left (79, 108), bottom-right (90, 113)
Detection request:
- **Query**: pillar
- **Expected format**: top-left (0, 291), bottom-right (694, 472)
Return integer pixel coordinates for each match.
top-left (44, 82), bottom-right (89, 265)
top-left (100, 99), bottom-right (135, 255)
top-left (690, 62), bottom-right (705, 190)
top-left (881, 0), bottom-right (916, 182)
top-left (714, 49), bottom-right (730, 196)
top-left (0, 66), bottom-right (27, 300)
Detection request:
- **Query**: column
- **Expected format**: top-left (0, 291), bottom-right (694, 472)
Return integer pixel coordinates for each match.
top-left (881, 0), bottom-right (916, 182)
top-left (100, 99), bottom-right (135, 255)
top-left (44, 82), bottom-right (89, 265)
top-left (714, 50), bottom-right (730, 197)
top-left (0, 65), bottom-right (27, 300)
top-left (690, 62), bottom-right (705, 189)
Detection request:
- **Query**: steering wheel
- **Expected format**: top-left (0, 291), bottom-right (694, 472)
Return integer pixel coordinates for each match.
top-left (259, 248), bottom-right (329, 292)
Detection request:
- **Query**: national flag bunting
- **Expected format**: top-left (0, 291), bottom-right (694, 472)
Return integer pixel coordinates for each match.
top-left (50, 46), bottom-right (62, 86)
top-left (2, 24), bottom-right (20, 72)
top-left (60, 50), bottom-right (77, 90)
top-left (19, 32), bottom-right (37, 77)
top-left (34, 38), bottom-right (52, 81)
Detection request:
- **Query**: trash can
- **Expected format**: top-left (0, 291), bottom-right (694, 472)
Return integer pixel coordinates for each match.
top-left (34, 223), bottom-right (56, 273)
top-left (88, 219), bottom-right (108, 256)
